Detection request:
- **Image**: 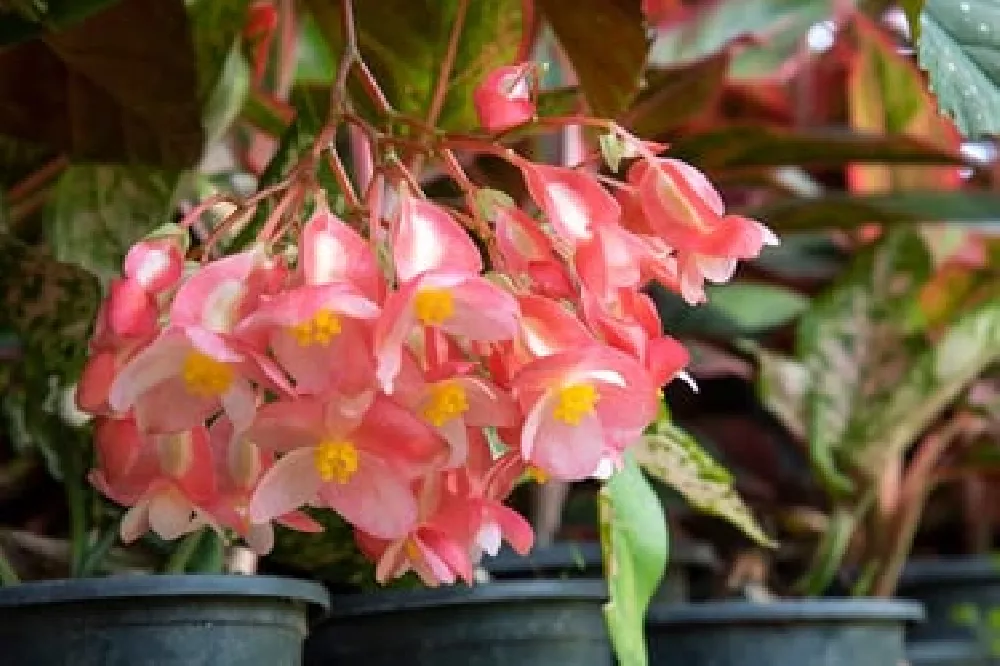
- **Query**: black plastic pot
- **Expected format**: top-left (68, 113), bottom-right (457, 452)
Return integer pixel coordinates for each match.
top-left (484, 539), bottom-right (717, 602)
top-left (907, 639), bottom-right (988, 666)
top-left (647, 599), bottom-right (923, 666)
top-left (304, 579), bottom-right (611, 665)
top-left (0, 574), bottom-right (329, 665)
top-left (898, 557), bottom-right (1000, 665)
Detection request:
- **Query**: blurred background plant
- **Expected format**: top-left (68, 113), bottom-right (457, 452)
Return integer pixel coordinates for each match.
top-left (1, 0), bottom-right (999, 619)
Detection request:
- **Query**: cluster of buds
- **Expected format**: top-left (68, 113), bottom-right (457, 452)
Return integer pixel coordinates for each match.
top-left (76, 63), bottom-right (776, 586)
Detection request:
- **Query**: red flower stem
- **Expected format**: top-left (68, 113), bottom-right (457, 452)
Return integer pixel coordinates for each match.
top-left (325, 148), bottom-right (361, 209)
top-left (6, 155), bottom-right (68, 203)
top-left (424, 326), bottom-right (440, 371)
top-left (179, 194), bottom-right (235, 229)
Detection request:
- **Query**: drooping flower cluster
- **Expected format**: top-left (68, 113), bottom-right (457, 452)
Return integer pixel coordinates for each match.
top-left (76, 64), bottom-right (776, 586)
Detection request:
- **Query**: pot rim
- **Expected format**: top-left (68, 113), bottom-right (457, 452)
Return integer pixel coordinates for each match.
top-left (486, 540), bottom-right (718, 576)
top-left (647, 598), bottom-right (925, 626)
top-left (328, 579), bottom-right (608, 617)
top-left (899, 555), bottom-right (1000, 587)
top-left (0, 574), bottom-right (330, 611)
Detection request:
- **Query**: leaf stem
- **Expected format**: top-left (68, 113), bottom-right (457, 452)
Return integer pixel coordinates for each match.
top-left (0, 543), bottom-right (19, 586)
top-left (426, 0), bottom-right (469, 129)
top-left (163, 530), bottom-right (205, 574)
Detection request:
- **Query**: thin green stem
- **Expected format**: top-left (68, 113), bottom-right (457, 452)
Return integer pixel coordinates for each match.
top-left (163, 530), bottom-right (205, 574)
top-left (78, 517), bottom-right (123, 578)
top-left (0, 543), bottom-right (19, 586)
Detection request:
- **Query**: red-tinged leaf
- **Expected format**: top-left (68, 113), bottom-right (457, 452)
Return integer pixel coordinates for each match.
top-left (623, 52), bottom-right (730, 137)
top-left (667, 124), bottom-right (963, 173)
top-left (535, 0), bottom-right (647, 117)
top-left (0, 0), bottom-right (203, 167)
top-left (847, 16), bottom-right (962, 193)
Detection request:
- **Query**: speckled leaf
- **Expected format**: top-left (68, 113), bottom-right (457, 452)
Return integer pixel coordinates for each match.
top-left (635, 428), bottom-right (775, 547)
top-left (917, 0), bottom-right (1000, 138)
top-left (797, 230), bottom-right (933, 496)
top-left (600, 453), bottom-right (667, 666)
top-left (45, 165), bottom-right (181, 281)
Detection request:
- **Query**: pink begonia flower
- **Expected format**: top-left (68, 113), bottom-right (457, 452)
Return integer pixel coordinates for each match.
top-left (108, 326), bottom-right (257, 434)
top-left (361, 434), bottom-right (533, 586)
top-left (580, 288), bottom-right (690, 387)
top-left (106, 278), bottom-right (158, 340)
top-left (473, 64), bottom-right (536, 132)
top-left (247, 393), bottom-right (445, 539)
top-left (301, 204), bottom-right (384, 303)
top-left (124, 236), bottom-right (184, 295)
top-left (90, 416), bottom-right (217, 543)
top-left (511, 346), bottom-right (659, 480)
top-left (629, 158), bottom-right (778, 304)
top-left (373, 190), bottom-right (519, 393)
top-left (494, 206), bottom-right (573, 299)
top-left (204, 418), bottom-right (321, 555)
top-left (515, 294), bottom-right (594, 361)
top-left (235, 283), bottom-right (380, 397)
top-left (392, 355), bottom-right (520, 468)
top-left (521, 163), bottom-right (621, 244)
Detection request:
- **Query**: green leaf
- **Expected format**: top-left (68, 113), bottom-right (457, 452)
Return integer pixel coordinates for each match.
top-left (902, 0), bottom-right (927, 41)
top-left (917, 0), bottom-right (1000, 138)
top-left (44, 165), bottom-right (181, 281)
top-left (797, 230), bottom-right (933, 496)
top-left (0, 134), bottom-right (53, 189)
top-left (0, 0), bottom-right (121, 45)
top-left (635, 427), bottom-right (775, 547)
top-left (535, 0), bottom-right (647, 117)
top-left (705, 283), bottom-right (809, 333)
top-left (0, 0), bottom-right (204, 167)
top-left (306, 0), bottom-right (522, 129)
top-left (745, 344), bottom-right (809, 440)
top-left (749, 191), bottom-right (1000, 231)
top-left (668, 125), bottom-right (962, 174)
top-left (649, 0), bottom-right (853, 79)
top-left (187, 0), bottom-right (252, 142)
top-left (600, 453), bottom-right (668, 666)
top-left (854, 293), bottom-right (1000, 478)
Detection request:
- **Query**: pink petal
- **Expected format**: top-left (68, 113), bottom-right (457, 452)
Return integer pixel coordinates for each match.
top-left (319, 454), bottom-right (417, 538)
top-left (474, 64), bottom-right (536, 132)
top-left (120, 502), bottom-right (151, 543)
top-left (420, 528), bottom-right (474, 584)
top-left (460, 377), bottom-right (519, 428)
top-left (444, 277), bottom-right (519, 341)
top-left (245, 523), bottom-right (275, 555)
top-left (394, 191), bottom-right (482, 283)
top-left (373, 282), bottom-right (419, 394)
top-left (489, 503), bottom-right (534, 555)
top-left (646, 335), bottom-right (690, 386)
top-left (248, 447), bottom-right (323, 523)
top-left (77, 351), bottom-right (119, 414)
top-left (517, 295), bottom-right (594, 359)
top-left (353, 394), bottom-right (445, 467)
top-left (301, 205), bottom-right (384, 301)
top-left (525, 397), bottom-right (605, 481)
top-left (521, 164), bottom-right (620, 243)
top-left (108, 331), bottom-right (190, 414)
top-left (436, 417), bottom-right (469, 468)
top-left (170, 249), bottom-right (263, 332)
top-left (125, 238), bottom-right (183, 294)
top-left (107, 278), bottom-right (158, 339)
top-left (248, 399), bottom-right (325, 452)
top-left (276, 510), bottom-right (324, 533)
top-left (148, 489), bottom-right (200, 541)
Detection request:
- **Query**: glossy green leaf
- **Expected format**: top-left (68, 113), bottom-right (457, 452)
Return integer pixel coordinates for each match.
top-left (749, 191), bottom-right (1000, 231)
top-left (797, 231), bottom-right (933, 496)
top-left (705, 283), bottom-right (809, 333)
top-left (744, 343), bottom-right (809, 441)
top-left (306, 0), bottom-right (522, 129)
top-left (635, 427), bottom-right (775, 547)
top-left (0, 0), bottom-right (203, 167)
top-left (917, 0), bottom-right (1000, 138)
top-left (44, 165), bottom-right (181, 281)
top-left (535, 0), bottom-right (647, 117)
top-left (600, 453), bottom-right (668, 666)
top-left (669, 125), bottom-right (962, 173)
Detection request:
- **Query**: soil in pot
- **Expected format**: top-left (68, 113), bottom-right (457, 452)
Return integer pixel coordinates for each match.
top-left (304, 579), bottom-right (610, 666)
top-left (647, 599), bottom-right (923, 666)
top-left (0, 574), bottom-right (329, 666)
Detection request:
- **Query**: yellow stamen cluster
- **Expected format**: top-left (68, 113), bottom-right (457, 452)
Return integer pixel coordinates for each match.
top-left (182, 352), bottom-right (234, 397)
top-left (552, 383), bottom-right (599, 426)
top-left (414, 288), bottom-right (455, 326)
top-left (314, 439), bottom-right (359, 484)
top-left (525, 466), bottom-right (549, 484)
top-left (422, 382), bottom-right (470, 427)
top-left (290, 309), bottom-right (342, 346)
